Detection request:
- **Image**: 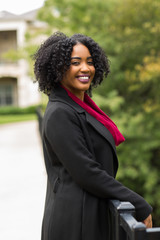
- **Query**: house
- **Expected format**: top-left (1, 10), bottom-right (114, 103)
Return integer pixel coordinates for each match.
top-left (0, 9), bottom-right (46, 107)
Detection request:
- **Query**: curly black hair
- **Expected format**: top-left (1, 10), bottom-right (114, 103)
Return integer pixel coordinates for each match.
top-left (33, 31), bottom-right (110, 96)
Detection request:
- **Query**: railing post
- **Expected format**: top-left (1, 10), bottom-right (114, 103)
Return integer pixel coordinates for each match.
top-left (109, 200), bottom-right (136, 240)
top-left (120, 212), bottom-right (147, 240)
top-left (133, 222), bottom-right (147, 240)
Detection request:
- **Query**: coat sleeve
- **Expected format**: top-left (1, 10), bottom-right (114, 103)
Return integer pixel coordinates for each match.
top-left (44, 105), bottom-right (152, 221)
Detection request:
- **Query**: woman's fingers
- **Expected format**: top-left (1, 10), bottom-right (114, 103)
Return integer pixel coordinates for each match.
top-left (143, 214), bottom-right (152, 228)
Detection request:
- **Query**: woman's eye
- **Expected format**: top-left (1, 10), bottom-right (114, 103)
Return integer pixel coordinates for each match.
top-left (88, 62), bottom-right (94, 65)
top-left (71, 62), bottom-right (80, 65)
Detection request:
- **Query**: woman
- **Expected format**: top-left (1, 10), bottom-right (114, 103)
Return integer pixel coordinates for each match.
top-left (34, 32), bottom-right (152, 240)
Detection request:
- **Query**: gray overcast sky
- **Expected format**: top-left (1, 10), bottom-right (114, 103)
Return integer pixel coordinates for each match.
top-left (0, 0), bottom-right (44, 14)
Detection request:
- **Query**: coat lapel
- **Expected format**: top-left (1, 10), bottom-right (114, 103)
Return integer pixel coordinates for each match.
top-left (49, 87), bottom-right (117, 154)
top-left (85, 113), bottom-right (116, 154)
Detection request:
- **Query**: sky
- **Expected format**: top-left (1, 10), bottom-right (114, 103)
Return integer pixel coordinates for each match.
top-left (0, 0), bottom-right (45, 15)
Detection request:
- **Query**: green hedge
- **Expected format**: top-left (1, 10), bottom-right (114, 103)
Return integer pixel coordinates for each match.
top-left (0, 105), bottom-right (42, 115)
top-left (0, 114), bottom-right (37, 124)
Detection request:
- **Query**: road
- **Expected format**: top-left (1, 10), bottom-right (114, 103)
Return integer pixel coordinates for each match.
top-left (0, 120), bottom-right (47, 240)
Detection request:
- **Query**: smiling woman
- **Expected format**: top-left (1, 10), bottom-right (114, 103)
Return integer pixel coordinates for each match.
top-left (33, 31), bottom-right (152, 240)
top-left (34, 32), bottom-right (109, 96)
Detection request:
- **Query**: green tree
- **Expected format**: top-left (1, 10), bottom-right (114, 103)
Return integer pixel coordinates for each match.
top-left (37, 0), bottom-right (114, 45)
top-left (104, 0), bottom-right (160, 225)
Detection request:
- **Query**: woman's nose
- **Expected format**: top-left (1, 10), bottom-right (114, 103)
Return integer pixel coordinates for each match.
top-left (80, 63), bottom-right (90, 72)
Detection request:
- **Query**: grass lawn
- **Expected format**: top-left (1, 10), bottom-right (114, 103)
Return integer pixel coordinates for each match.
top-left (0, 114), bottom-right (37, 125)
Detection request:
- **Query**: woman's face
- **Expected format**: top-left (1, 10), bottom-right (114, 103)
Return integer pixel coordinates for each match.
top-left (61, 43), bottom-right (95, 101)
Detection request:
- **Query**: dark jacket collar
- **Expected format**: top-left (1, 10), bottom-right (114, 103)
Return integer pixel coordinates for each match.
top-left (49, 86), bottom-right (117, 154)
top-left (49, 86), bottom-right (85, 113)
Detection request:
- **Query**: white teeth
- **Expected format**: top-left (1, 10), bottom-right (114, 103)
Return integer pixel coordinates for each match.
top-left (78, 76), bottom-right (89, 79)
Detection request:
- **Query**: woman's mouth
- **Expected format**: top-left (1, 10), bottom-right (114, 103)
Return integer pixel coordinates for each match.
top-left (76, 75), bottom-right (90, 83)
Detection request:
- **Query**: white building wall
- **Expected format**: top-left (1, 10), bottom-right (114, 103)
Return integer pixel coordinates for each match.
top-left (17, 60), bottom-right (40, 107)
top-left (0, 18), bottom-right (41, 107)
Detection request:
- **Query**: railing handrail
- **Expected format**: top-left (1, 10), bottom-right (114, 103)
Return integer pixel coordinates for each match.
top-left (109, 199), bottom-right (160, 240)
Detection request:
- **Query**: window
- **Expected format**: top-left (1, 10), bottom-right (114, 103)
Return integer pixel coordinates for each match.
top-left (0, 85), bottom-right (14, 106)
top-left (0, 30), bottom-right (17, 64)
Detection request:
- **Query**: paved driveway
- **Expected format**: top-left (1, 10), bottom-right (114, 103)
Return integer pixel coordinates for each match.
top-left (0, 120), bottom-right (46, 240)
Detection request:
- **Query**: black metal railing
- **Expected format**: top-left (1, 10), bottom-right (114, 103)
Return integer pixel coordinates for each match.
top-left (36, 109), bottom-right (160, 240)
top-left (36, 106), bottom-right (43, 139)
top-left (109, 200), bottom-right (160, 240)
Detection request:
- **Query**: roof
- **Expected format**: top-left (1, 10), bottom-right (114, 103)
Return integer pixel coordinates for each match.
top-left (0, 9), bottom-right (39, 21)
top-left (0, 11), bottom-right (17, 19)
top-left (19, 9), bottom-right (39, 21)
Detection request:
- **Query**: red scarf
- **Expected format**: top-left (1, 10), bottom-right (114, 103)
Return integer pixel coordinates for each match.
top-left (62, 86), bottom-right (125, 146)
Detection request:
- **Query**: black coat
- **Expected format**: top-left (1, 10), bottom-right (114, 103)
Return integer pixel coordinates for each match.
top-left (41, 86), bottom-right (152, 240)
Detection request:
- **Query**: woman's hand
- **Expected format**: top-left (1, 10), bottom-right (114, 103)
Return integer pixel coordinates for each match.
top-left (143, 214), bottom-right (152, 228)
